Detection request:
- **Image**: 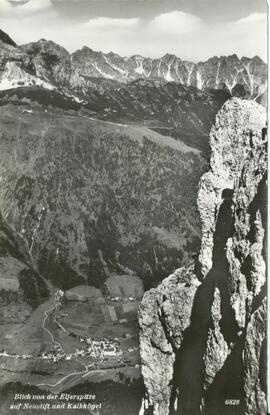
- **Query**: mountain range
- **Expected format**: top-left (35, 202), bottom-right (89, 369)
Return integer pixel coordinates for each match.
top-left (0, 29), bottom-right (267, 103)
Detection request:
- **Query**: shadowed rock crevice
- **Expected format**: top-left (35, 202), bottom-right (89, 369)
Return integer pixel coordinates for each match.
top-left (203, 337), bottom-right (245, 415)
top-left (172, 190), bottom-right (239, 415)
top-left (248, 172), bottom-right (267, 270)
top-left (258, 337), bottom-right (267, 394)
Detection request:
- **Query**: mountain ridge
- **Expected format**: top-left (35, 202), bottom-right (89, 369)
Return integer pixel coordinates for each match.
top-left (0, 29), bottom-right (267, 102)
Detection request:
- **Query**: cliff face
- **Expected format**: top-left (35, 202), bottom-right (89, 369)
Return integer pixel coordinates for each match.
top-left (138, 98), bottom-right (267, 415)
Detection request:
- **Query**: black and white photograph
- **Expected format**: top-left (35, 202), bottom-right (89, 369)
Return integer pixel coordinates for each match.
top-left (0, 0), bottom-right (267, 414)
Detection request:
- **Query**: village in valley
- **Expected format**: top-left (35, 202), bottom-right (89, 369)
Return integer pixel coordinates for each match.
top-left (0, 275), bottom-right (143, 392)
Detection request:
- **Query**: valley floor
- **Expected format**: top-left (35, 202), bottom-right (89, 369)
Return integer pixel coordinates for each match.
top-left (0, 287), bottom-right (141, 396)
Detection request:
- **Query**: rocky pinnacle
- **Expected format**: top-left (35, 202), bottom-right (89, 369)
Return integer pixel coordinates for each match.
top-left (138, 98), bottom-right (267, 415)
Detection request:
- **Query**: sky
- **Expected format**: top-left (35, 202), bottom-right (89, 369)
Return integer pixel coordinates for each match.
top-left (0, 0), bottom-right (267, 61)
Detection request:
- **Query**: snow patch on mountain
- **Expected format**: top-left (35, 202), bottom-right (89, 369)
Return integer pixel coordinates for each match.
top-left (0, 62), bottom-right (55, 91)
top-left (186, 63), bottom-right (194, 86)
top-left (157, 61), bottom-right (162, 78)
top-left (88, 62), bottom-right (114, 79)
top-left (243, 61), bottom-right (254, 97)
top-left (225, 67), bottom-right (242, 94)
top-left (215, 61), bottom-right (221, 87)
top-left (135, 58), bottom-right (145, 75)
top-left (196, 71), bottom-right (204, 89)
top-left (104, 55), bottom-right (128, 77)
top-left (174, 62), bottom-right (184, 84)
top-left (165, 62), bottom-right (174, 82)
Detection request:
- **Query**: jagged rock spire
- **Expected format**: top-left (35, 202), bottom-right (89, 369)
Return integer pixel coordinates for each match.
top-left (139, 97), bottom-right (267, 415)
